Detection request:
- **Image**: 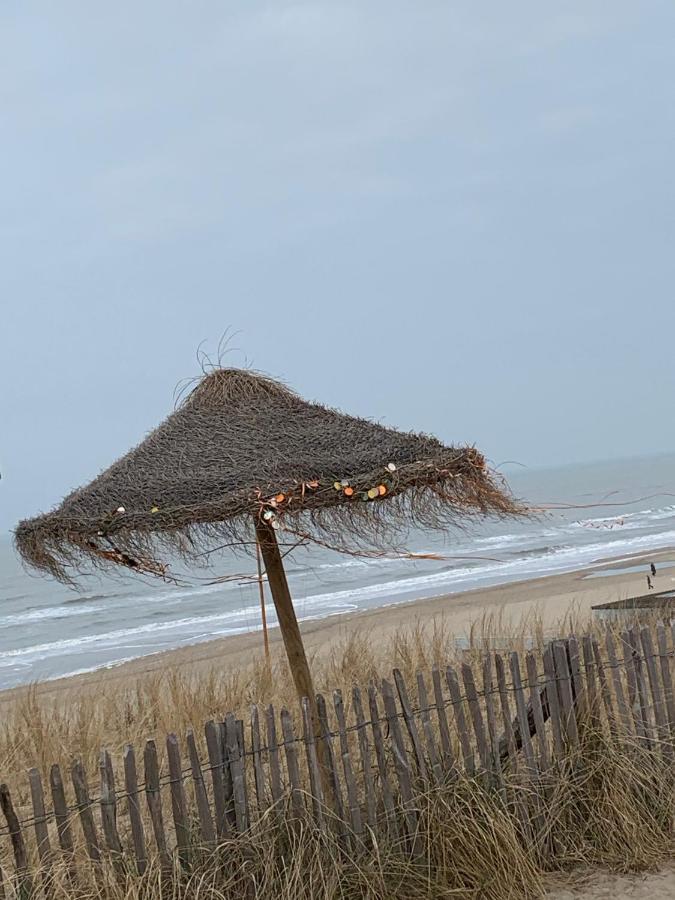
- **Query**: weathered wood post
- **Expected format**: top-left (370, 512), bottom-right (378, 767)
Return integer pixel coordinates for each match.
top-left (255, 516), bottom-right (316, 711)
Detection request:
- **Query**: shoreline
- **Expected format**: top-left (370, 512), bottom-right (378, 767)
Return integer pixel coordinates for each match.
top-left (6, 546), bottom-right (675, 706)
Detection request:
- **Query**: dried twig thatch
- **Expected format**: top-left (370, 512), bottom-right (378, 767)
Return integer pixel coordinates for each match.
top-left (15, 368), bottom-right (525, 582)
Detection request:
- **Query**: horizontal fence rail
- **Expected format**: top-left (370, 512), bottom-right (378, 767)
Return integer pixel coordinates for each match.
top-left (0, 621), bottom-right (674, 896)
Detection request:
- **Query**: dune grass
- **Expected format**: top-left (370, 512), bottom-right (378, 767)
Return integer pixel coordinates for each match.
top-left (0, 609), bottom-right (672, 899)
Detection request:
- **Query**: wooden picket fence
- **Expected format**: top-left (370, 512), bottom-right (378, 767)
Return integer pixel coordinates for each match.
top-left (0, 620), bottom-right (674, 896)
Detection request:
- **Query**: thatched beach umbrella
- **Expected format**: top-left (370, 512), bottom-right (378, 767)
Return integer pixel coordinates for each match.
top-left (15, 368), bottom-right (523, 711)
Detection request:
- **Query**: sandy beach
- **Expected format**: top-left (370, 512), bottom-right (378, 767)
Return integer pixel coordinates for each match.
top-left (6, 547), bottom-right (674, 706)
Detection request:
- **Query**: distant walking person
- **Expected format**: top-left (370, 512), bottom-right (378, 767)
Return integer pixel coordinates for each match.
top-left (650, 562), bottom-right (657, 577)
top-left (647, 575), bottom-right (654, 590)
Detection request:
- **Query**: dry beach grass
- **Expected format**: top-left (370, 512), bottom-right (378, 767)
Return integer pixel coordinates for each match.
top-left (0, 608), bottom-right (673, 898)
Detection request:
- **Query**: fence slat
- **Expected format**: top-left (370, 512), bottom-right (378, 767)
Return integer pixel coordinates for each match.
top-left (462, 662), bottom-right (491, 774)
top-left (367, 684), bottom-right (398, 836)
top-left (416, 672), bottom-right (443, 783)
top-left (581, 635), bottom-right (599, 722)
top-left (431, 664), bottom-right (455, 772)
top-left (495, 654), bottom-right (518, 768)
top-left (71, 760), bottom-right (101, 863)
top-left (592, 638), bottom-right (617, 735)
top-left (606, 630), bottom-right (632, 733)
top-left (621, 630), bottom-right (644, 738)
top-left (482, 655), bottom-right (504, 793)
top-left (352, 686), bottom-right (377, 830)
top-left (250, 707), bottom-right (267, 813)
top-left (280, 709), bottom-right (303, 821)
top-left (446, 666), bottom-right (474, 774)
top-left (316, 693), bottom-right (347, 837)
top-left (235, 720), bottom-right (250, 823)
top-left (265, 705), bottom-right (283, 809)
top-left (640, 627), bottom-right (669, 753)
top-left (301, 697), bottom-right (325, 828)
top-left (186, 730), bottom-right (215, 848)
top-left (219, 722), bottom-right (236, 831)
top-left (393, 669), bottom-right (428, 782)
top-left (656, 622), bottom-right (675, 735)
top-left (166, 734), bottom-right (191, 867)
top-left (334, 690), bottom-right (362, 837)
top-left (123, 745), bottom-right (147, 875)
top-left (225, 714), bottom-right (249, 833)
top-left (525, 652), bottom-right (550, 771)
top-left (553, 641), bottom-right (579, 746)
top-left (144, 739), bottom-right (171, 869)
top-left (28, 768), bottom-right (51, 865)
top-left (49, 764), bottom-right (74, 855)
top-left (205, 720), bottom-right (229, 838)
top-left (99, 749), bottom-right (123, 856)
top-left (510, 652), bottom-right (537, 773)
top-left (542, 646), bottom-right (564, 759)
top-left (381, 678), bottom-right (420, 854)
top-left (567, 636), bottom-right (585, 723)
top-left (0, 783), bottom-right (32, 894)
top-left (632, 624), bottom-right (654, 742)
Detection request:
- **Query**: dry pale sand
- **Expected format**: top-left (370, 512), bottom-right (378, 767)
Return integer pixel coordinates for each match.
top-left (5, 547), bottom-right (675, 706)
top-left (546, 865), bottom-right (675, 898)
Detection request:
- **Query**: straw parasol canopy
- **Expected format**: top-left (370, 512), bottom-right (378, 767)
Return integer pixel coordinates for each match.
top-left (16, 367), bottom-right (523, 584)
top-left (16, 367), bottom-right (525, 722)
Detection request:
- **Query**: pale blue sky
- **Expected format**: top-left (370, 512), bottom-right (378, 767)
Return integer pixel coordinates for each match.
top-left (2, 2), bottom-right (674, 532)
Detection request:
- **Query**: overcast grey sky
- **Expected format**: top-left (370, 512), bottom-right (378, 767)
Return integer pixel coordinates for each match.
top-left (2, 2), bottom-right (674, 533)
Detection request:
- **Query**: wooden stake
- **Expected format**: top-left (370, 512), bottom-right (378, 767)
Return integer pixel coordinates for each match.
top-left (255, 537), bottom-right (271, 664)
top-left (255, 517), bottom-right (315, 711)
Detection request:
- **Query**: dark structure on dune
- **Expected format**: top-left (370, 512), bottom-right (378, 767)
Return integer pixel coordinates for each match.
top-left (15, 367), bottom-right (524, 710)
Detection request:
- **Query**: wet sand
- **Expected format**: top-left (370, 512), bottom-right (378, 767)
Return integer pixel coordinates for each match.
top-left (5, 547), bottom-right (674, 706)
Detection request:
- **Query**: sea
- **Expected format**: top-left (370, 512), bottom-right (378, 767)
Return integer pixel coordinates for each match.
top-left (1, 453), bottom-right (674, 690)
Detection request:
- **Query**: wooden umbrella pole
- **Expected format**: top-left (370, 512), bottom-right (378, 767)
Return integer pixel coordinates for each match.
top-left (255, 538), bottom-right (271, 664)
top-left (254, 517), bottom-right (316, 709)
top-left (254, 517), bottom-right (331, 795)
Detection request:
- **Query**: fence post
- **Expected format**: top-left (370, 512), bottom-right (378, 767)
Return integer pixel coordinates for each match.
top-left (316, 693), bottom-right (347, 840)
top-left (367, 683), bottom-right (398, 837)
top-left (28, 768), bottom-right (51, 866)
top-left (265, 705), bottom-right (283, 811)
top-left (446, 666), bottom-right (474, 774)
top-left (49, 764), bottom-right (74, 855)
top-left (301, 697), bottom-right (325, 828)
top-left (99, 749), bottom-right (123, 858)
top-left (123, 744), bottom-right (147, 875)
top-left (431, 664), bottom-right (455, 772)
top-left (552, 641), bottom-right (578, 746)
top-left (416, 671), bottom-right (443, 783)
top-left (462, 662), bottom-right (491, 774)
top-left (166, 734), bottom-right (191, 868)
top-left (352, 686), bottom-right (377, 831)
top-left (381, 678), bottom-right (421, 856)
top-left (656, 622), bottom-right (675, 737)
top-left (0, 783), bottom-right (32, 897)
top-left (250, 707), bottom-right (267, 814)
top-left (225, 714), bottom-right (249, 833)
top-left (144, 739), bottom-right (171, 871)
top-left (280, 709), bottom-right (303, 822)
top-left (525, 652), bottom-right (550, 771)
top-left (482, 655), bottom-right (505, 794)
top-left (334, 689), bottom-right (363, 838)
top-left (71, 760), bottom-right (101, 863)
top-left (606, 630), bottom-right (632, 734)
top-left (393, 669), bottom-right (428, 782)
top-left (183, 731), bottom-right (214, 848)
